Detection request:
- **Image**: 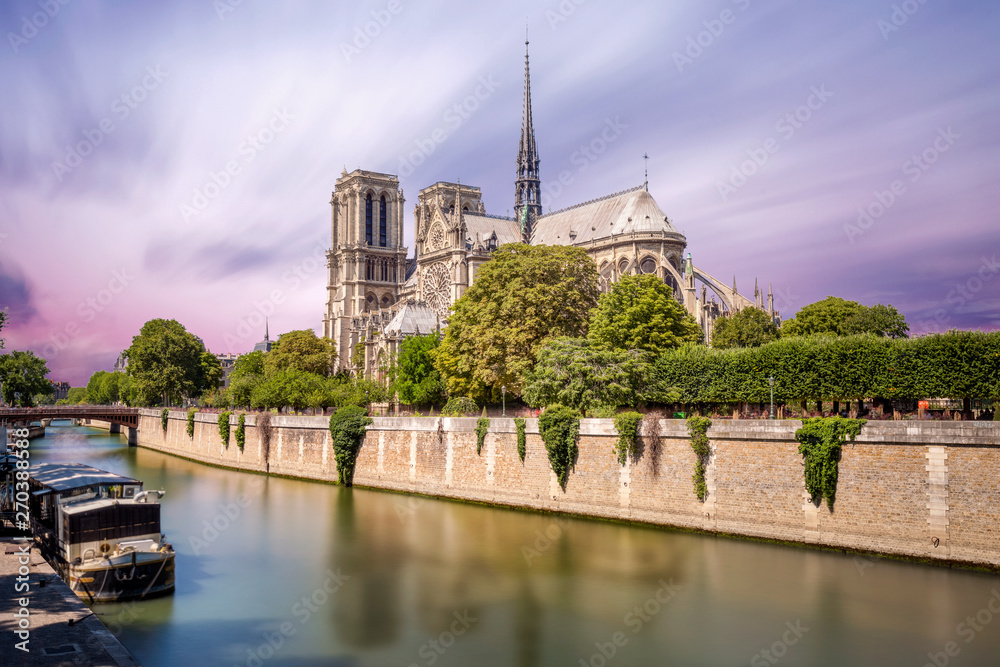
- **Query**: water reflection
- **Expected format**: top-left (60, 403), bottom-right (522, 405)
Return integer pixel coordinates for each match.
top-left (28, 424), bottom-right (1000, 667)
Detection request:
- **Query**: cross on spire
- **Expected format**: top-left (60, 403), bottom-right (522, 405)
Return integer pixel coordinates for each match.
top-left (643, 153), bottom-right (649, 190)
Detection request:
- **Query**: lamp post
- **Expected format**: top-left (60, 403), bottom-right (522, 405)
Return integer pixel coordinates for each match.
top-left (769, 376), bottom-right (775, 420)
top-left (365, 390), bottom-right (369, 414)
top-left (501, 385), bottom-right (506, 417)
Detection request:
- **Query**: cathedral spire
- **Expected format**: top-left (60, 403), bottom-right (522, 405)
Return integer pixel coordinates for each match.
top-left (514, 29), bottom-right (541, 240)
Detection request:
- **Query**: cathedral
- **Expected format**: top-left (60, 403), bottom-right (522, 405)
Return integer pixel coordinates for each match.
top-left (323, 40), bottom-right (778, 376)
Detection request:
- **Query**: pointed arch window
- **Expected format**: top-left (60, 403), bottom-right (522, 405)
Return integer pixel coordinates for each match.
top-left (365, 193), bottom-right (373, 245)
top-left (379, 195), bottom-right (388, 247)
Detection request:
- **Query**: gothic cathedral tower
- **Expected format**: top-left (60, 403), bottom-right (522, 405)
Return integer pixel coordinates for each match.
top-left (514, 36), bottom-right (541, 239)
top-left (323, 169), bottom-right (407, 369)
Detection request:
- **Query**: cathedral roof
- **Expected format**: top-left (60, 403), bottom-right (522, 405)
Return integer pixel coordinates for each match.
top-left (384, 301), bottom-right (439, 337)
top-left (530, 186), bottom-right (684, 246)
top-left (463, 213), bottom-right (521, 248)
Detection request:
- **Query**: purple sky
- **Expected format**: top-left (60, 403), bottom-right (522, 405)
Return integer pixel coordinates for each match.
top-left (1, 1), bottom-right (998, 386)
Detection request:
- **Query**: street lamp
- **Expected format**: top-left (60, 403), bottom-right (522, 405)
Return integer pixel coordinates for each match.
top-left (501, 385), bottom-right (506, 417)
top-left (365, 390), bottom-right (369, 414)
top-left (769, 376), bottom-right (775, 420)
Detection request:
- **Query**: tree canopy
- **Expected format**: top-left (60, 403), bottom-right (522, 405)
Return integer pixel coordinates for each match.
top-left (0, 350), bottom-right (51, 406)
top-left (588, 274), bottom-right (702, 353)
top-left (265, 329), bottom-right (336, 377)
top-left (394, 333), bottom-right (446, 406)
top-left (522, 337), bottom-right (652, 412)
top-left (434, 243), bottom-right (600, 401)
top-left (783, 297), bottom-right (908, 338)
top-left (124, 319), bottom-right (221, 406)
top-left (84, 370), bottom-right (134, 405)
top-left (711, 307), bottom-right (781, 349)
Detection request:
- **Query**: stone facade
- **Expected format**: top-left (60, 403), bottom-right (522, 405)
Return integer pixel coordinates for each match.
top-left (324, 45), bottom-right (780, 373)
top-left (137, 410), bottom-right (1000, 569)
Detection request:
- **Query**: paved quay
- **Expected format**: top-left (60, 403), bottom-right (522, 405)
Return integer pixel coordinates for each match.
top-left (0, 539), bottom-right (140, 666)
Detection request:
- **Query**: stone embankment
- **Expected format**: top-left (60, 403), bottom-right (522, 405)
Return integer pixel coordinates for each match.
top-left (136, 409), bottom-right (999, 569)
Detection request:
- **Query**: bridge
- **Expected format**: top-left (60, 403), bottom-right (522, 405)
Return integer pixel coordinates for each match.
top-left (0, 406), bottom-right (140, 445)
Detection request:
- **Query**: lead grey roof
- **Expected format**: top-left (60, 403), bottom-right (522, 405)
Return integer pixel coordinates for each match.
top-left (530, 185), bottom-right (684, 246)
top-left (385, 302), bottom-right (440, 336)
top-left (463, 213), bottom-right (521, 248)
top-left (30, 463), bottom-right (141, 493)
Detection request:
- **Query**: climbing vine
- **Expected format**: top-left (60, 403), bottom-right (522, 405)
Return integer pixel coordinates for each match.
top-left (538, 404), bottom-right (581, 490)
top-left (160, 408), bottom-right (169, 433)
top-left (475, 416), bottom-right (490, 455)
top-left (612, 411), bottom-right (643, 466)
top-left (795, 417), bottom-right (866, 510)
top-left (329, 405), bottom-right (373, 486)
top-left (235, 413), bottom-right (246, 452)
top-left (218, 411), bottom-right (232, 448)
top-left (514, 417), bottom-right (526, 462)
top-left (686, 416), bottom-right (713, 501)
top-left (186, 409), bottom-right (196, 438)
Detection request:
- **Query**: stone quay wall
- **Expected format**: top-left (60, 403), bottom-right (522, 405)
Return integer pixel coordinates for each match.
top-left (135, 409), bottom-right (1000, 569)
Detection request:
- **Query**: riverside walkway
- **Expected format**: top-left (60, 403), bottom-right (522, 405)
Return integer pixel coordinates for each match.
top-left (0, 539), bottom-right (139, 666)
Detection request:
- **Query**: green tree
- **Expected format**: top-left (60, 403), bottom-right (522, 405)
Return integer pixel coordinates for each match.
top-left (523, 337), bottom-right (650, 411)
top-left (395, 333), bottom-right (446, 406)
top-left (265, 329), bottom-right (336, 377)
top-left (842, 304), bottom-right (909, 338)
top-left (228, 351), bottom-right (266, 408)
top-left (84, 370), bottom-right (134, 405)
top-left (783, 297), bottom-right (908, 338)
top-left (435, 243), bottom-right (600, 402)
top-left (59, 387), bottom-right (88, 405)
top-left (711, 307), bottom-right (781, 349)
top-left (588, 274), bottom-right (701, 354)
top-left (124, 319), bottom-right (215, 406)
top-left (0, 350), bottom-right (51, 407)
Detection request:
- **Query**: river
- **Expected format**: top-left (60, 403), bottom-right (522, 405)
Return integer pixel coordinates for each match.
top-left (27, 423), bottom-right (1000, 666)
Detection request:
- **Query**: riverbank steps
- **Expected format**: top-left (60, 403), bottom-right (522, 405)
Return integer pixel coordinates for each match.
top-left (127, 411), bottom-right (998, 570)
top-left (0, 539), bottom-right (140, 666)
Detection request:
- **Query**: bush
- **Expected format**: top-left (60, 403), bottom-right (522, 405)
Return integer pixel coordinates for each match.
top-left (612, 411), bottom-right (643, 466)
top-left (475, 416), bottom-right (490, 455)
top-left (795, 417), bottom-right (865, 509)
top-left (218, 411), bottom-right (232, 448)
top-left (514, 417), bottom-right (527, 462)
top-left (538, 405), bottom-right (580, 489)
top-left (235, 413), bottom-right (246, 452)
top-left (160, 408), bottom-right (169, 433)
top-left (686, 416), bottom-right (712, 501)
top-left (441, 397), bottom-right (478, 416)
top-left (187, 409), bottom-right (196, 438)
top-left (329, 405), bottom-right (373, 486)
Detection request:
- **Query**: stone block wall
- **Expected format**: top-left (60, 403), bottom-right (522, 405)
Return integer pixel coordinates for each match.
top-left (135, 410), bottom-right (999, 568)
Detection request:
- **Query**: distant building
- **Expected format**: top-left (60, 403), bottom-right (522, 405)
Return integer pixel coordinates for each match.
top-left (51, 381), bottom-right (71, 400)
top-left (253, 320), bottom-right (273, 353)
top-left (113, 353), bottom-right (128, 373)
top-left (216, 353), bottom-right (238, 388)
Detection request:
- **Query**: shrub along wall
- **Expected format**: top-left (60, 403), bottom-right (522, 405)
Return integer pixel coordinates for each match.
top-left (646, 330), bottom-right (1000, 405)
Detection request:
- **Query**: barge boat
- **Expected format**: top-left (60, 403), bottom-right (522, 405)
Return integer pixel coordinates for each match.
top-left (28, 462), bottom-right (175, 602)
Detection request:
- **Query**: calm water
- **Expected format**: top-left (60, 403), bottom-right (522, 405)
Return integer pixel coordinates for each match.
top-left (27, 423), bottom-right (1000, 666)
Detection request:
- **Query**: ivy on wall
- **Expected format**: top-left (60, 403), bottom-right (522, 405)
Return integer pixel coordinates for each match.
top-left (795, 417), bottom-right (866, 509)
top-left (235, 413), bottom-right (246, 452)
top-left (187, 409), bottom-right (196, 438)
top-left (218, 411), bottom-right (232, 448)
top-left (475, 416), bottom-right (490, 456)
top-left (612, 411), bottom-right (643, 466)
top-left (686, 416), bottom-right (712, 501)
top-left (539, 405), bottom-right (580, 490)
top-left (160, 408), bottom-right (169, 433)
top-left (329, 405), bottom-right (373, 486)
top-left (514, 417), bottom-right (527, 462)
